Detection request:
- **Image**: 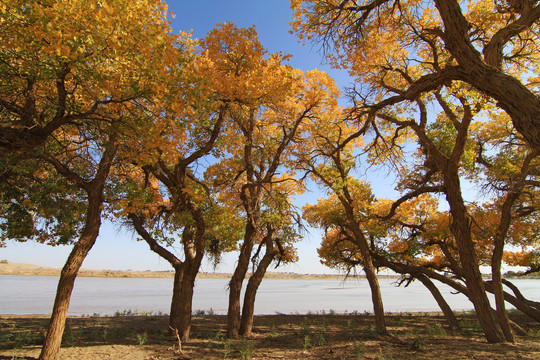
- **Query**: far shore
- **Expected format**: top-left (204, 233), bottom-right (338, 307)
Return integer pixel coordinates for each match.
top-left (0, 260), bottom-right (394, 280)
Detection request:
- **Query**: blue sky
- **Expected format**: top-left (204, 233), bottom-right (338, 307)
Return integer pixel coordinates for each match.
top-left (0, 0), bottom-right (399, 274)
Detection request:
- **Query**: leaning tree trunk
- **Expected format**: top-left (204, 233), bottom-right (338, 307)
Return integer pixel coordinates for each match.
top-left (227, 223), bottom-right (256, 338)
top-left (489, 155), bottom-right (533, 342)
top-left (491, 202), bottom-right (517, 341)
top-left (240, 236), bottom-right (276, 337)
top-left (39, 189), bottom-right (104, 360)
top-left (342, 200), bottom-right (387, 334)
top-left (444, 171), bottom-right (505, 343)
top-left (484, 280), bottom-right (540, 322)
top-left (362, 256), bottom-right (386, 333)
top-left (416, 274), bottom-right (460, 330)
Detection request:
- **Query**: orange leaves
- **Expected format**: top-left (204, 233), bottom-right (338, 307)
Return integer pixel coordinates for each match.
top-left (298, 69), bottom-right (340, 112)
top-left (291, 1), bottom-right (540, 283)
top-left (465, 0), bottom-right (510, 42)
top-left (201, 22), bottom-right (266, 72)
top-left (195, 23), bottom-right (344, 267)
top-left (387, 238), bottom-right (409, 254)
top-left (197, 22), bottom-right (295, 106)
top-left (317, 228), bottom-right (361, 270)
top-left (303, 194), bottom-right (346, 228)
top-left (0, 0), bottom-right (191, 158)
top-left (503, 251), bottom-right (538, 268)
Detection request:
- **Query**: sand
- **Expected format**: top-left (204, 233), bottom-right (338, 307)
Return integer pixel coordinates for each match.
top-left (0, 260), bottom-right (355, 279)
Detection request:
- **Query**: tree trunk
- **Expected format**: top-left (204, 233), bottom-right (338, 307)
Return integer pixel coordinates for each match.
top-left (130, 203), bottom-right (206, 341)
top-left (491, 205), bottom-right (517, 341)
top-left (227, 223), bottom-right (256, 338)
top-left (174, 267), bottom-right (197, 341)
top-left (342, 199), bottom-right (386, 333)
top-left (416, 274), bottom-right (460, 330)
top-left (443, 171), bottom-right (505, 343)
top-left (489, 151), bottom-right (533, 342)
top-left (434, 0), bottom-right (540, 152)
top-left (39, 191), bottom-right (103, 360)
top-left (173, 228), bottom-right (204, 342)
top-left (484, 281), bottom-right (540, 322)
top-left (501, 279), bottom-right (540, 312)
top-left (240, 236), bottom-right (276, 337)
top-left (169, 266), bottom-right (184, 330)
top-left (363, 258), bottom-right (386, 333)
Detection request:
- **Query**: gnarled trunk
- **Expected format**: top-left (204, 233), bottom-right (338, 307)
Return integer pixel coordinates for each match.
top-left (492, 216), bottom-right (515, 341)
top-left (130, 216), bottom-right (205, 340)
top-left (363, 257), bottom-right (386, 333)
top-left (173, 226), bottom-right (204, 342)
top-left (240, 234), bottom-right (276, 337)
top-left (39, 140), bottom-right (116, 360)
top-left (434, 0), bottom-right (540, 152)
top-left (169, 266), bottom-right (184, 330)
top-left (174, 267), bottom-right (197, 341)
top-left (226, 225), bottom-right (255, 338)
top-left (444, 171), bottom-right (505, 343)
top-left (39, 190), bottom-right (104, 360)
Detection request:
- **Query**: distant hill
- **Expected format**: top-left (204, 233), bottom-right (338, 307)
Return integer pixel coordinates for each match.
top-left (0, 260), bottom-right (357, 279)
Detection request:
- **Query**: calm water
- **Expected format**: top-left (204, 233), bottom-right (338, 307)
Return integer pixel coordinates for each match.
top-left (0, 275), bottom-right (538, 316)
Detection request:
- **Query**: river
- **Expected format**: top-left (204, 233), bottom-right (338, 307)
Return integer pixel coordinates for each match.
top-left (1, 275), bottom-right (538, 316)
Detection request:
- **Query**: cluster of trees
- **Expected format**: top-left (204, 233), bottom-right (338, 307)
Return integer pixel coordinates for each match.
top-left (1, 0), bottom-right (539, 359)
top-left (292, 0), bottom-right (540, 343)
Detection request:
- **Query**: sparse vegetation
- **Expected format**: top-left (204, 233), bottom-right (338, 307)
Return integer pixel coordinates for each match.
top-left (353, 341), bottom-right (365, 358)
top-left (0, 312), bottom-right (539, 359)
top-left (426, 323), bottom-right (447, 336)
top-left (136, 332), bottom-right (148, 346)
top-left (237, 338), bottom-right (254, 360)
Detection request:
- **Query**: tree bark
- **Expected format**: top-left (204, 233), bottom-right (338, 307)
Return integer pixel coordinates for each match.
top-left (443, 171), bottom-right (505, 343)
top-left (240, 234), bottom-right (276, 337)
top-left (434, 0), bottom-right (540, 152)
top-left (129, 214), bottom-right (186, 331)
top-left (490, 151), bottom-right (535, 342)
top-left (169, 266), bottom-right (184, 330)
top-left (226, 223), bottom-right (256, 338)
top-left (39, 190), bottom-right (103, 360)
top-left (341, 199), bottom-right (387, 333)
top-left (361, 250), bottom-right (386, 333)
top-left (491, 202), bottom-right (518, 341)
top-left (416, 274), bottom-right (460, 330)
top-left (39, 140), bottom-right (116, 360)
top-left (175, 265), bottom-right (197, 341)
top-left (174, 224), bottom-right (204, 342)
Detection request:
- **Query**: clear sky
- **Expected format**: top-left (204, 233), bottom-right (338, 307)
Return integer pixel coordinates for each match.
top-left (0, 0), bottom-right (400, 274)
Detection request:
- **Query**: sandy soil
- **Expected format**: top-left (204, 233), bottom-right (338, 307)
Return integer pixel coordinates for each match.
top-left (1, 312), bottom-right (539, 360)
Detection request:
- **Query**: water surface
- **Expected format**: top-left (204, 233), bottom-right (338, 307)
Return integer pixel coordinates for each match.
top-left (1, 275), bottom-right (538, 316)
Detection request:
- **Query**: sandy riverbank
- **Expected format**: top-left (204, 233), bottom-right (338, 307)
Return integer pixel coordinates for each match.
top-left (0, 260), bottom-right (358, 280)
